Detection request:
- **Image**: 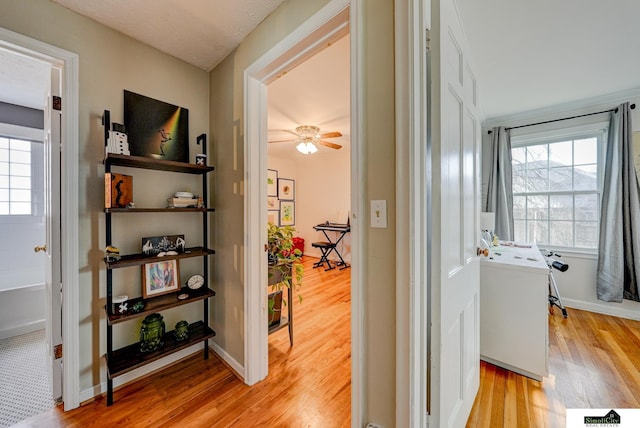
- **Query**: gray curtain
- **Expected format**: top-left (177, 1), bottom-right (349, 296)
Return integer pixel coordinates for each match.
top-left (485, 126), bottom-right (514, 240)
top-left (597, 102), bottom-right (640, 302)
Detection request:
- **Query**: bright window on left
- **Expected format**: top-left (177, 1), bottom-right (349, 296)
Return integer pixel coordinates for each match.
top-left (0, 137), bottom-right (32, 215)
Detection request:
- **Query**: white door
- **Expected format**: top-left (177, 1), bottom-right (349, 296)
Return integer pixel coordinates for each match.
top-left (43, 66), bottom-right (63, 401)
top-left (435, 0), bottom-right (481, 425)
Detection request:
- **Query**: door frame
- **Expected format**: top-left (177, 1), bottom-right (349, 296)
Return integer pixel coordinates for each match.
top-left (243, 0), bottom-right (361, 421)
top-left (0, 27), bottom-right (80, 411)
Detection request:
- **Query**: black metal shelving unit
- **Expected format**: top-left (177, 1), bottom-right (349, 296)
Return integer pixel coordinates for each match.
top-left (103, 113), bottom-right (214, 405)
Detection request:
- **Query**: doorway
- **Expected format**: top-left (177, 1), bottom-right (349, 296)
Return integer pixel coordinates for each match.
top-left (0, 27), bottom-right (80, 412)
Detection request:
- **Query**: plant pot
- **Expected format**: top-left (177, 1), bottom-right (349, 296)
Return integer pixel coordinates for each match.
top-left (268, 290), bottom-right (283, 327)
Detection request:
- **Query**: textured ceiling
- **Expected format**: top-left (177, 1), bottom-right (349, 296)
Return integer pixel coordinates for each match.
top-left (455, 0), bottom-right (640, 119)
top-left (50, 0), bottom-right (287, 71)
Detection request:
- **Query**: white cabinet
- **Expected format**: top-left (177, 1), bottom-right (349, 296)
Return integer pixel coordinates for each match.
top-left (480, 243), bottom-right (549, 381)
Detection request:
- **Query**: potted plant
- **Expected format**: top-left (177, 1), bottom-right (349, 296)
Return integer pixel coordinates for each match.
top-left (267, 222), bottom-right (303, 325)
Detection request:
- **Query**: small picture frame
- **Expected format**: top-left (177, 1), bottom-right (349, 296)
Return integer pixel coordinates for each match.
top-left (279, 200), bottom-right (295, 226)
top-left (278, 178), bottom-right (295, 201)
top-left (267, 169), bottom-right (278, 197)
top-left (142, 260), bottom-right (180, 298)
top-left (268, 210), bottom-right (279, 226)
top-left (267, 196), bottom-right (278, 210)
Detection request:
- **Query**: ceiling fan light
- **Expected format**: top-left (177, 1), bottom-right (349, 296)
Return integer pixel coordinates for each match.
top-left (296, 142), bottom-right (318, 154)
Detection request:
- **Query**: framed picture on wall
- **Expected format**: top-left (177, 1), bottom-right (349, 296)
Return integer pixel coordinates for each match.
top-left (267, 196), bottom-right (278, 210)
top-left (267, 210), bottom-right (279, 226)
top-left (142, 260), bottom-right (180, 298)
top-left (267, 169), bottom-right (278, 197)
top-left (279, 200), bottom-right (295, 226)
top-left (278, 178), bottom-right (295, 201)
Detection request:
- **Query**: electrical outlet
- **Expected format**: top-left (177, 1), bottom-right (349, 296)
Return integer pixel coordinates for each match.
top-left (370, 200), bottom-right (387, 228)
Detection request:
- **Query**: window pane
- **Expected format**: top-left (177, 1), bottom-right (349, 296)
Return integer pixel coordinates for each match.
top-left (550, 220), bottom-right (573, 246)
top-left (513, 195), bottom-right (526, 219)
top-left (549, 166), bottom-right (572, 191)
top-left (0, 162), bottom-right (8, 175)
top-left (0, 188), bottom-right (8, 201)
top-left (529, 220), bottom-right (549, 245)
top-left (514, 220), bottom-right (526, 242)
top-left (11, 150), bottom-right (30, 164)
top-left (575, 221), bottom-right (598, 248)
top-left (549, 141), bottom-right (572, 166)
top-left (10, 139), bottom-right (31, 151)
top-left (0, 202), bottom-right (8, 214)
top-left (0, 138), bottom-right (8, 149)
top-left (574, 138), bottom-right (597, 165)
top-left (11, 176), bottom-right (31, 189)
top-left (526, 145), bottom-right (547, 166)
top-left (10, 163), bottom-right (30, 177)
top-left (512, 147), bottom-right (526, 167)
top-left (0, 148), bottom-right (7, 162)
top-left (10, 189), bottom-right (30, 202)
top-left (574, 164), bottom-right (597, 190)
top-left (527, 195), bottom-right (548, 220)
top-left (575, 194), bottom-right (598, 221)
top-left (0, 175), bottom-right (7, 188)
top-left (527, 168), bottom-right (548, 192)
top-left (10, 202), bottom-right (30, 215)
top-left (512, 170), bottom-right (526, 193)
top-left (550, 195), bottom-right (573, 220)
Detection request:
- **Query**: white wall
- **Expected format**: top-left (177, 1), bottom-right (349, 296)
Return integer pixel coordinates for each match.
top-left (268, 147), bottom-right (351, 262)
top-left (482, 90), bottom-right (640, 320)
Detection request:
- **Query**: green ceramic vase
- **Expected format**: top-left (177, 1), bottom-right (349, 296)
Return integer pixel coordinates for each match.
top-left (140, 313), bottom-right (165, 352)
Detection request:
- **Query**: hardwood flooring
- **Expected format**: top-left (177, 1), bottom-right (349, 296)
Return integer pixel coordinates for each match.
top-left (16, 256), bottom-right (351, 428)
top-left (467, 307), bottom-right (640, 427)
top-left (14, 260), bottom-right (640, 428)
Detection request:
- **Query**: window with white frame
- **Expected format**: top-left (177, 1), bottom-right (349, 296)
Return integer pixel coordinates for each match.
top-left (511, 130), bottom-right (605, 251)
top-left (0, 136), bottom-right (33, 215)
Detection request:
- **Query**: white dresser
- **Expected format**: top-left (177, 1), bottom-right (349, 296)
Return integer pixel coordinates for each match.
top-left (479, 242), bottom-right (549, 380)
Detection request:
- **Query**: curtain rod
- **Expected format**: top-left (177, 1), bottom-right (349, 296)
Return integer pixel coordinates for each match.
top-left (487, 103), bottom-right (636, 134)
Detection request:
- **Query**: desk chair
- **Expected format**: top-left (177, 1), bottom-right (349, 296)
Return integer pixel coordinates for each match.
top-left (311, 241), bottom-right (336, 270)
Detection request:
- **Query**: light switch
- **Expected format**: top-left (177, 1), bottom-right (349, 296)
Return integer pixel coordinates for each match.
top-left (370, 200), bottom-right (387, 228)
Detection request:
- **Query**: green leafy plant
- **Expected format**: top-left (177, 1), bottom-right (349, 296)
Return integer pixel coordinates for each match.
top-left (267, 222), bottom-right (303, 302)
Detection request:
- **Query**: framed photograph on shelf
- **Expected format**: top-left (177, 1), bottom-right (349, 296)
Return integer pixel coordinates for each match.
top-left (279, 200), bottom-right (295, 226)
top-left (267, 169), bottom-right (278, 197)
top-left (142, 260), bottom-right (180, 298)
top-left (267, 196), bottom-right (278, 210)
top-left (268, 210), bottom-right (279, 226)
top-left (278, 178), bottom-right (295, 201)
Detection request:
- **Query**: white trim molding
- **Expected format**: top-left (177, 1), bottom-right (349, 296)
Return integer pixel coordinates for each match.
top-left (0, 26), bottom-right (80, 411)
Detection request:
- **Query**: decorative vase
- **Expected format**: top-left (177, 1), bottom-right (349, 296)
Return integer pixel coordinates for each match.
top-left (140, 313), bottom-right (165, 352)
top-left (174, 320), bottom-right (189, 341)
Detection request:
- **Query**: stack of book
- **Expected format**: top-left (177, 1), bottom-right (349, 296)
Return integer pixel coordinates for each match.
top-left (167, 192), bottom-right (202, 208)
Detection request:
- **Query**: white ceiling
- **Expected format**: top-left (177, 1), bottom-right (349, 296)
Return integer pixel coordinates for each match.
top-left (49, 0), bottom-right (287, 71)
top-left (267, 35), bottom-right (350, 159)
top-left (455, 0), bottom-right (640, 119)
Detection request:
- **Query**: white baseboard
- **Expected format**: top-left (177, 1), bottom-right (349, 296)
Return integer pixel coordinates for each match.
top-left (210, 341), bottom-right (245, 380)
top-left (79, 343), bottom-right (204, 403)
top-left (564, 298), bottom-right (640, 321)
top-left (0, 319), bottom-right (45, 340)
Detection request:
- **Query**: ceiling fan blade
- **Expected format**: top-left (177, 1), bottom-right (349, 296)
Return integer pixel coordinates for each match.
top-left (268, 138), bottom-right (297, 143)
top-left (282, 129), bottom-right (299, 136)
top-left (320, 131), bottom-right (342, 139)
top-left (318, 140), bottom-right (342, 149)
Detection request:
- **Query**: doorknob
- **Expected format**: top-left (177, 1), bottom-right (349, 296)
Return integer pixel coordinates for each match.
top-left (34, 245), bottom-right (47, 253)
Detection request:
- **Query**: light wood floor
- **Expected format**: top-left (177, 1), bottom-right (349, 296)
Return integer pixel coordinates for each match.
top-left (467, 306), bottom-right (640, 427)
top-left (16, 256), bottom-right (351, 427)
top-left (15, 261), bottom-right (640, 428)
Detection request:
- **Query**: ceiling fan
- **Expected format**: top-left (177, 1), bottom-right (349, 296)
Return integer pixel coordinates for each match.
top-left (268, 125), bottom-right (342, 154)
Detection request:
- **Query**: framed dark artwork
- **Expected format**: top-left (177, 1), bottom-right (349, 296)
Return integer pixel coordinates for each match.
top-left (279, 200), bottom-right (295, 226)
top-left (142, 260), bottom-right (180, 298)
top-left (124, 90), bottom-right (189, 162)
top-left (267, 169), bottom-right (278, 197)
top-left (141, 235), bottom-right (186, 256)
top-left (278, 178), bottom-right (295, 201)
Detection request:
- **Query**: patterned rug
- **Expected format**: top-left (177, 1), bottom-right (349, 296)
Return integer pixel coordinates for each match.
top-left (0, 330), bottom-right (55, 427)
